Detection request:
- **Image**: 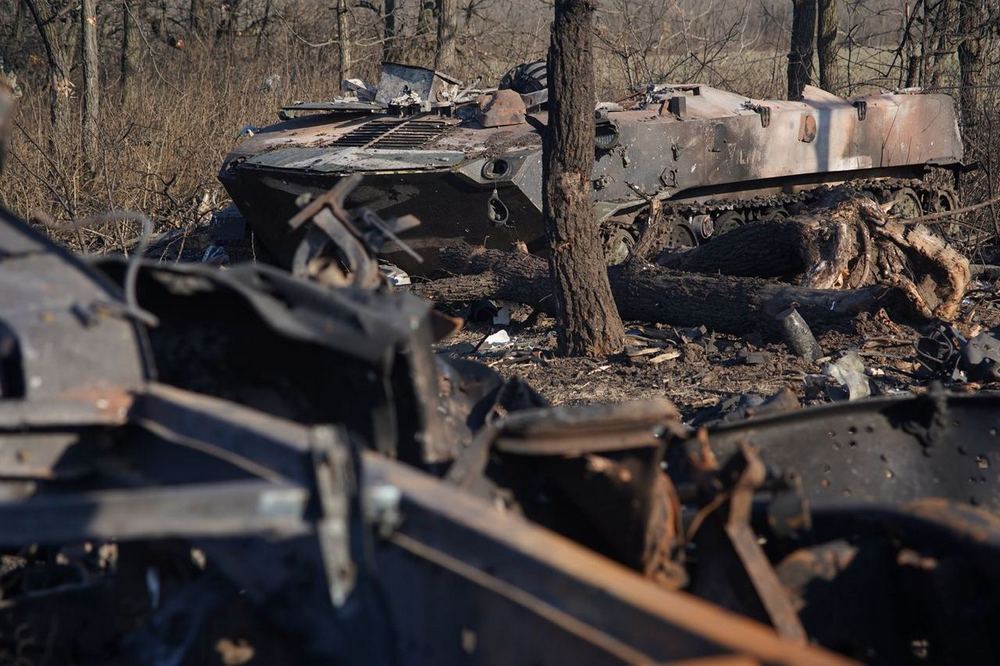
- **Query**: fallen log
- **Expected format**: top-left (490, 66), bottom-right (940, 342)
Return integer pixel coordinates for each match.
top-left (655, 194), bottom-right (969, 320)
top-left (654, 211), bottom-right (855, 281)
top-left (411, 246), bottom-right (922, 339)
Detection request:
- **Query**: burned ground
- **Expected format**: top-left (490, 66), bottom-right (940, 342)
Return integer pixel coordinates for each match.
top-left (437, 294), bottom-right (1000, 419)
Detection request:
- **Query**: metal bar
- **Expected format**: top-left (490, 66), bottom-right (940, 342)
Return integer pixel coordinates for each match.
top-left (0, 480), bottom-right (309, 545)
top-left (131, 383), bottom-right (313, 485)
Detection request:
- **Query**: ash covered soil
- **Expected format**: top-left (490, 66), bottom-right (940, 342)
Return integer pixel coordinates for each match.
top-left (434, 291), bottom-right (1000, 422)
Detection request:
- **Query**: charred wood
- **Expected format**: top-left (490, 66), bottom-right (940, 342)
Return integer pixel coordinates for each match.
top-left (656, 195), bottom-right (970, 321)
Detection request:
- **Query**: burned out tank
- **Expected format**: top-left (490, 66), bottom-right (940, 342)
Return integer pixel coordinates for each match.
top-left (219, 62), bottom-right (964, 275)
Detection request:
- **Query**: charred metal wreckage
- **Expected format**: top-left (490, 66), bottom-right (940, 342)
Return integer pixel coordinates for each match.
top-left (0, 164), bottom-right (998, 664)
top-left (220, 62), bottom-right (965, 275)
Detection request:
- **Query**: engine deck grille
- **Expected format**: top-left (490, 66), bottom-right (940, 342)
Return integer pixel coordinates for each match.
top-left (331, 119), bottom-right (450, 149)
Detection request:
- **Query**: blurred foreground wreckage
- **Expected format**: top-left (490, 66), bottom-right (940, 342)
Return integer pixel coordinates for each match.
top-left (0, 177), bottom-right (998, 664)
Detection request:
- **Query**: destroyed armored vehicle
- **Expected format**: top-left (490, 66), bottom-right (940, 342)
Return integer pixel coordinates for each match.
top-left (220, 61), bottom-right (964, 274)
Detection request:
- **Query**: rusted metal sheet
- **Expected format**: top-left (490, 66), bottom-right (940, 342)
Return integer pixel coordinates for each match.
top-left (671, 387), bottom-right (1000, 510)
top-left (0, 208), bottom-right (149, 401)
top-left (667, 390), bottom-right (1000, 663)
top-left (477, 89), bottom-right (528, 127)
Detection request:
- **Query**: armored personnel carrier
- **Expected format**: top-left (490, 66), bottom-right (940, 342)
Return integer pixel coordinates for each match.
top-left (219, 62), bottom-right (964, 274)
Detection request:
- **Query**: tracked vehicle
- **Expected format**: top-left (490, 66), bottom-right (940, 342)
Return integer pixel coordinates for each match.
top-left (219, 62), bottom-right (964, 274)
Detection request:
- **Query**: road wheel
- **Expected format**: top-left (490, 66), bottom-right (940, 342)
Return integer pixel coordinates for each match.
top-left (932, 188), bottom-right (962, 242)
top-left (604, 227), bottom-right (636, 265)
top-left (714, 210), bottom-right (745, 235)
top-left (664, 222), bottom-right (698, 250)
top-left (886, 187), bottom-right (923, 219)
top-left (758, 207), bottom-right (788, 223)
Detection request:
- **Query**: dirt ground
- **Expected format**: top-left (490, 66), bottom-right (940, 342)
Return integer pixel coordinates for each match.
top-left (434, 287), bottom-right (1000, 423)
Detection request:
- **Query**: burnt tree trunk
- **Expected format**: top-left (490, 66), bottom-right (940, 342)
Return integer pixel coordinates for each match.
top-left (657, 218), bottom-right (818, 279)
top-left (788, 0), bottom-right (816, 99)
top-left (81, 0), bottom-right (100, 174)
top-left (412, 195), bottom-right (969, 335)
top-left (434, 0), bottom-right (458, 72)
top-left (656, 195), bottom-right (879, 283)
top-left (337, 0), bottom-right (352, 83)
top-left (816, 0), bottom-right (837, 91)
top-left (410, 247), bottom-right (923, 339)
top-left (544, 0), bottom-right (625, 356)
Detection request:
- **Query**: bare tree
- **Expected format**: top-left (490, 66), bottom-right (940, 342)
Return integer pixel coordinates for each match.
top-left (435, 0), bottom-right (458, 72)
top-left (816, 0), bottom-right (836, 90)
top-left (416, 0), bottom-right (432, 38)
top-left (930, 0), bottom-right (955, 89)
top-left (383, 0), bottom-right (396, 62)
top-left (121, 1), bottom-right (138, 100)
top-left (958, 0), bottom-right (985, 137)
top-left (155, 0), bottom-right (167, 38)
top-left (82, 0), bottom-right (100, 173)
top-left (189, 0), bottom-right (210, 42)
top-left (787, 0), bottom-right (816, 99)
top-left (543, 0), bottom-right (625, 357)
top-left (23, 0), bottom-right (77, 132)
top-left (337, 0), bottom-right (352, 81)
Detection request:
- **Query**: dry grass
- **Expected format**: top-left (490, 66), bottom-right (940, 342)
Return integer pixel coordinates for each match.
top-left (2, 40), bottom-right (346, 253)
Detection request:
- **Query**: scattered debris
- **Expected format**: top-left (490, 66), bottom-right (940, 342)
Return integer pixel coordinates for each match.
top-left (917, 323), bottom-right (1000, 383)
top-left (778, 306), bottom-right (824, 361)
top-left (823, 351), bottom-right (871, 400)
top-left (483, 329), bottom-right (511, 346)
top-left (648, 349), bottom-right (681, 364)
top-left (689, 387), bottom-right (800, 427)
top-left (739, 349), bottom-right (769, 365)
top-left (492, 305), bottom-right (511, 326)
top-left (0, 193), bottom-right (866, 664)
top-left (962, 328), bottom-right (1000, 381)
